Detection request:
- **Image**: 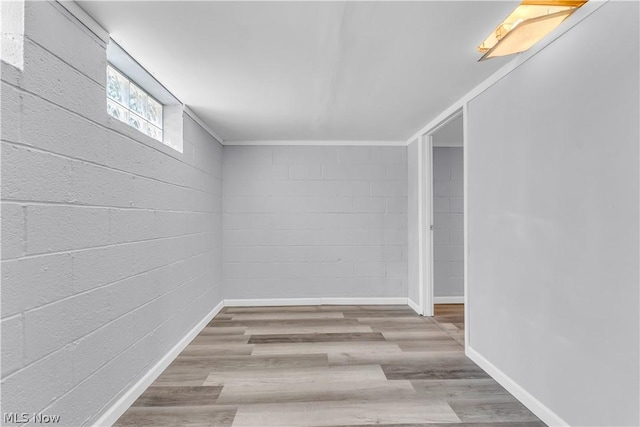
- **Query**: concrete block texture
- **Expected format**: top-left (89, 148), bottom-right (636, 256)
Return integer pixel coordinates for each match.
top-left (223, 145), bottom-right (408, 299)
top-left (433, 147), bottom-right (464, 298)
top-left (1, 315), bottom-right (24, 377)
top-left (0, 3), bottom-right (223, 425)
top-left (1, 203), bottom-right (25, 260)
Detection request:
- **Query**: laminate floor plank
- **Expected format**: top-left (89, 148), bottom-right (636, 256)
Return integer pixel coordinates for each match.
top-left (203, 364), bottom-right (387, 386)
top-left (113, 406), bottom-right (237, 427)
top-left (169, 354), bottom-right (329, 371)
top-left (131, 386), bottom-right (222, 407)
top-left (434, 305), bottom-right (463, 312)
top-left (152, 369), bottom-right (210, 386)
top-left (397, 341), bottom-right (464, 352)
top-left (369, 324), bottom-right (443, 332)
top-left (248, 332), bottom-right (385, 344)
top-left (244, 325), bottom-right (374, 335)
top-left (433, 304), bottom-right (465, 344)
top-left (343, 310), bottom-right (422, 318)
top-left (383, 362), bottom-right (490, 380)
top-left (381, 356), bottom-right (480, 369)
top-left (230, 399), bottom-right (461, 427)
top-left (356, 317), bottom-right (429, 324)
top-left (114, 304), bottom-right (545, 427)
top-left (411, 379), bottom-right (511, 400)
top-left (439, 323), bottom-right (463, 333)
top-left (382, 330), bottom-right (454, 341)
top-left (449, 397), bottom-right (543, 423)
top-left (178, 344), bottom-right (254, 357)
top-left (251, 341), bottom-right (403, 356)
top-left (328, 351), bottom-right (466, 366)
top-left (434, 304), bottom-right (465, 326)
top-left (215, 379), bottom-right (417, 405)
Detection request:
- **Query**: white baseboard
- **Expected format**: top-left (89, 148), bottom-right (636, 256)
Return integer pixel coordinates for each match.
top-left (433, 296), bottom-right (464, 304)
top-left (224, 297), bottom-right (408, 307)
top-left (466, 346), bottom-right (569, 427)
top-left (407, 298), bottom-right (422, 315)
top-left (93, 300), bottom-right (225, 427)
top-left (223, 140), bottom-right (406, 147)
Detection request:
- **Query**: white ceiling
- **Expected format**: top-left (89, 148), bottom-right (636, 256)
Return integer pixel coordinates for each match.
top-left (78, 1), bottom-right (517, 142)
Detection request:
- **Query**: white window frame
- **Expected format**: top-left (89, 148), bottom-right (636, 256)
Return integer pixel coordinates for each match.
top-left (106, 64), bottom-right (164, 143)
top-left (106, 40), bottom-right (183, 153)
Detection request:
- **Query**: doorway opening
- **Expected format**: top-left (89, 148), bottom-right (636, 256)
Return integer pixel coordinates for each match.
top-left (418, 108), bottom-right (467, 347)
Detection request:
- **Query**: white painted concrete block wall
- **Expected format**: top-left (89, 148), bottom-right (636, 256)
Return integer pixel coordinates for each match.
top-left (1, 2), bottom-right (223, 425)
top-left (433, 147), bottom-right (463, 297)
top-left (223, 146), bottom-right (408, 299)
top-left (406, 140), bottom-right (419, 305)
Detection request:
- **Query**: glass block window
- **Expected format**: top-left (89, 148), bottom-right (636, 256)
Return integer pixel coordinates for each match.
top-left (107, 65), bottom-right (163, 142)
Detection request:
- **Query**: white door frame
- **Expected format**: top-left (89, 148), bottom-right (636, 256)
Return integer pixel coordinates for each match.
top-left (416, 133), bottom-right (433, 316)
top-left (417, 108), bottom-right (466, 340)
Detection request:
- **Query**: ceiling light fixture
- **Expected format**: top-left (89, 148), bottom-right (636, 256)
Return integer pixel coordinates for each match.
top-left (478, 0), bottom-right (587, 61)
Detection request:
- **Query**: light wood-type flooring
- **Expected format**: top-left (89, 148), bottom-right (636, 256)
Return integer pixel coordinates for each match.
top-left (115, 304), bottom-right (545, 427)
top-left (433, 304), bottom-right (465, 346)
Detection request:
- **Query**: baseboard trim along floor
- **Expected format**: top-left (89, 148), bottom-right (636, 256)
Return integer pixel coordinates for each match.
top-left (407, 298), bottom-right (422, 315)
top-left (224, 297), bottom-right (408, 307)
top-left (93, 300), bottom-right (225, 427)
top-left (433, 296), bottom-right (464, 304)
top-left (466, 345), bottom-right (568, 427)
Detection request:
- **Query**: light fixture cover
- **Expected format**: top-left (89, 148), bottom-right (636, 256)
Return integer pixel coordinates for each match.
top-left (478, 0), bottom-right (587, 61)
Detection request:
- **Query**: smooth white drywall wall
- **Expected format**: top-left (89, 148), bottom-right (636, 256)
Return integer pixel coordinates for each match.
top-left (467, 2), bottom-right (639, 425)
top-left (222, 145), bottom-right (408, 299)
top-left (0, 2), bottom-right (223, 425)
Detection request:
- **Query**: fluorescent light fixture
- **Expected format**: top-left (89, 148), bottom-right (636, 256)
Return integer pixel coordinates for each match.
top-left (478, 0), bottom-right (587, 61)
